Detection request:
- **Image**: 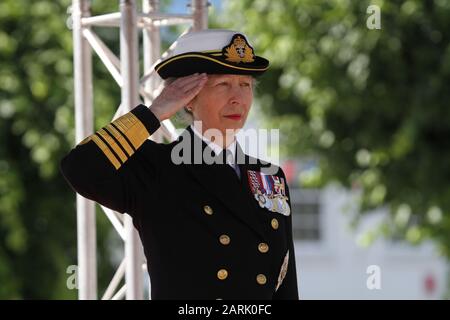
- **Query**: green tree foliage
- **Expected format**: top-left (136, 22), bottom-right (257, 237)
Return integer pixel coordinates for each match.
top-left (0, 0), bottom-right (131, 298)
top-left (223, 0), bottom-right (450, 255)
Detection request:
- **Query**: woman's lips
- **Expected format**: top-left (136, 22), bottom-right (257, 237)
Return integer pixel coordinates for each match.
top-left (224, 114), bottom-right (242, 120)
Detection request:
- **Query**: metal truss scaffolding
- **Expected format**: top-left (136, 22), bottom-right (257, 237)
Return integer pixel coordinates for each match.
top-left (71, 0), bottom-right (209, 300)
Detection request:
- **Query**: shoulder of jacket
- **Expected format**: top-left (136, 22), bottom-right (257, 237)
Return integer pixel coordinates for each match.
top-left (246, 155), bottom-right (284, 177)
top-left (140, 135), bottom-right (186, 156)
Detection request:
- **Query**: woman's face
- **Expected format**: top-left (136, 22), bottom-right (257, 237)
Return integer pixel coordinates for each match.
top-left (188, 74), bottom-right (254, 137)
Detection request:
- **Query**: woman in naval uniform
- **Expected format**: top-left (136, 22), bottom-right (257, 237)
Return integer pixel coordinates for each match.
top-left (60, 29), bottom-right (299, 300)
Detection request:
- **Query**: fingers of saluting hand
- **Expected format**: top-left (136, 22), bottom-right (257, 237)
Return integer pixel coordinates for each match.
top-left (173, 72), bottom-right (207, 87)
top-left (170, 73), bottom-right (207, 93)
top-left (150, 73), bottom-right (208, 121)
top-left (181, 73), bottom-right (208, 94)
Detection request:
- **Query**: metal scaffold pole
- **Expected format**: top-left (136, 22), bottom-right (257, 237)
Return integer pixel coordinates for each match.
top-left (120, 0), bottom-right (144, 300)
top-left (70, 0), bottom-right (209, 300)
top-left (72, 0), bottom-right (97, 300)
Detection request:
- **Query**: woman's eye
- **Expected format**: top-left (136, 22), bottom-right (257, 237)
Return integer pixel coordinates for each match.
top-left (217, 82), bottom-right (229, 86)
top-left (241, 82), bottom-right (251, 87)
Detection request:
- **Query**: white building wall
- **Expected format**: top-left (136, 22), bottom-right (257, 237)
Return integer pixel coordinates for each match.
top-left (293, 185), bottom-right (448, 299)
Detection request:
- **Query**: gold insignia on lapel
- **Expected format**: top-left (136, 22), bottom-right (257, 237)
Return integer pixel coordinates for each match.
top-left (275, 250), bottom-right (289, 292)
top-left (223, 34), bottom-right (255, 63)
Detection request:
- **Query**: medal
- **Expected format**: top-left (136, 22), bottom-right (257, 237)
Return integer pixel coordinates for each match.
top-left (247, 170), bottom-right (291, 216)
top-left (278, 197), bottom-right (291, 216)
top-left (255, 190), bottom-right (267, 208)
top-left (265, 195), bottom-right (276, 212)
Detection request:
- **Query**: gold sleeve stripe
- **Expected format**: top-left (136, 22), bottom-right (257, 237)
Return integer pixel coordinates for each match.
top-left (111, 112), bottom-right (150, 150)
top-left (103, 126), bottom-right (132, 158)
top-left (107, 123), bottom-right (135, 156)
top-left (91, 134), bottom-right (121, 170)
top-left (94, 132), bottom-right (124, 167)
top-left (97, 128), bottom-right (128, 164)
top-left (78, 135), bottom-right (92, 145)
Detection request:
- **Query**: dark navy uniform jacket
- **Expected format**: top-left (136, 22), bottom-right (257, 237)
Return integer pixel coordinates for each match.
top-left (60, 104), bottom-right (299, 300)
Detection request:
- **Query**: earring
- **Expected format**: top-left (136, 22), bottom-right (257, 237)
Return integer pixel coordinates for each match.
top-left (185, 107), bottom-right (192, 112)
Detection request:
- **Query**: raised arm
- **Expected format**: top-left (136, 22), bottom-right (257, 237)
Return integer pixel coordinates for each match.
top-left (60, 73), bottom-right (207, 214)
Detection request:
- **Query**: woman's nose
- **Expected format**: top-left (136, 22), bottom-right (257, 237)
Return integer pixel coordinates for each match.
top-left (228, 85), bottom-right (246, 104)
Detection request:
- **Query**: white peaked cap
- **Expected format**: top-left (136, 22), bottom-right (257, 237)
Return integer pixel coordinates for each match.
top-left (155, 29), bottom-right (269, 79)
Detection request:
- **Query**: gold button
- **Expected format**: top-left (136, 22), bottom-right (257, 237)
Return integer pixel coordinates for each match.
top-left (203, 205), bottom-right (213, 215)
top-left (219, 234), bottom-right (230, 245)
top-left (258, 243), bottom-right (269, 253)
top-left (256, 274), bottom-right (267, 285)
top-left (217, 269), bottom-right (228, 280)
top-left (271, 218), bottom-right (279, 230)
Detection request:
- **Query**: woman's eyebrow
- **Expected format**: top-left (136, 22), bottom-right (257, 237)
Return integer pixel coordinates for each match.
top-left (212, 76), bottom-right (230, 81)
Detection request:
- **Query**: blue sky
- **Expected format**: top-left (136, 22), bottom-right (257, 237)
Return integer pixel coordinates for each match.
top-left (166, 0), bottom-right (222, 14)
top-left (160, 0), bottom-right (225, 44)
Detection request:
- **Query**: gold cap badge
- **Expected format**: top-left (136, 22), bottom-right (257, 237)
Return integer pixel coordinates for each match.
top-left (222, 33), bottom-right (255, 64)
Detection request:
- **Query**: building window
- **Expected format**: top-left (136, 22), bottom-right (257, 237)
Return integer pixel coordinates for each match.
top-left (290, 188), bottom-right (321, 241)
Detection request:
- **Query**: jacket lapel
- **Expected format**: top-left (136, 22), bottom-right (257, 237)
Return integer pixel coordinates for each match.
top-left (181, 126), bottom-right (267, 240)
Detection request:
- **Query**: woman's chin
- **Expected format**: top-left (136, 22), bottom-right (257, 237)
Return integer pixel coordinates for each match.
top-left (223, 125), bottom-right (243, 134)
top-left (223, 119), bottom-right (244, 129)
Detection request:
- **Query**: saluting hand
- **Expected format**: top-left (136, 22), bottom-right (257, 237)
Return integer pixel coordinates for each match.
top-left (149, 73), bottom-right (208, 121)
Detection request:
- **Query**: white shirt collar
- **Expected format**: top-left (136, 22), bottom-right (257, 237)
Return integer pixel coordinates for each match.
top-left (190, 124), bottom-right (237, 166)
